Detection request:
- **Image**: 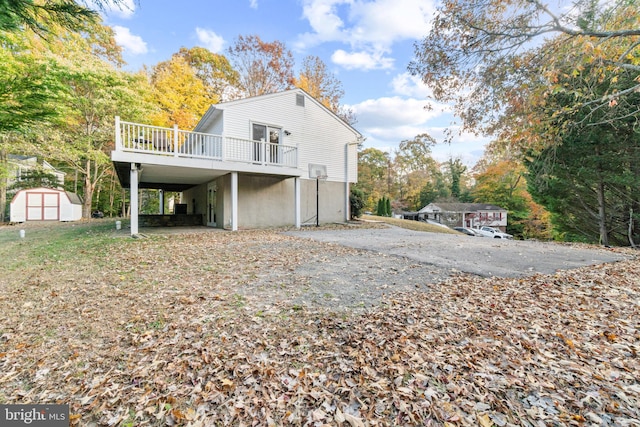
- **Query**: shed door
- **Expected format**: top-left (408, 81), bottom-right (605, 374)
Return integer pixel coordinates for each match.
top-left (26, 192), bottom-right (60, 221)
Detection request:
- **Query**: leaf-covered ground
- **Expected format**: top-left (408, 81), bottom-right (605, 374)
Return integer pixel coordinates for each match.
top-left (0, 225), bottom-right (638, 426)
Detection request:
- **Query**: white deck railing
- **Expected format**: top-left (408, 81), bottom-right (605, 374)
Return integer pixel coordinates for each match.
top-left (114, 117), bottom-right (298, 168)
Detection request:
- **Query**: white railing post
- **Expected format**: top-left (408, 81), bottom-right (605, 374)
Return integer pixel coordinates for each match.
top-left (262, 141), bottom-right (267, 165)
top-left (173, 124), bottom-right (179, 157)
top-left (115, 116), bottom-right (121, 150)
top-left (221, 135), bottom-right (226, 161)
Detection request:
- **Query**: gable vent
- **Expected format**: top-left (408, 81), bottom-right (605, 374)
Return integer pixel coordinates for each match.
top-left (296, 93), bottom-right (305, 107)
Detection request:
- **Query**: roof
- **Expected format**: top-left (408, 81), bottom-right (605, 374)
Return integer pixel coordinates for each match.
top-left (193, 88), bottom-right (362, 139)
top-left (65, 191), bottom-right (83, 205)
top-left (419, 202), bottom-right (507, 213)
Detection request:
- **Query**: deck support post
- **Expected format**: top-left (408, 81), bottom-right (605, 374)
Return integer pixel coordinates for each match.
top-left (231, 171), bottom-right (238, 231)
top-left (294, 177), bottom-right (301, 228)
top-left (130, 163), bottom-right (140, 236)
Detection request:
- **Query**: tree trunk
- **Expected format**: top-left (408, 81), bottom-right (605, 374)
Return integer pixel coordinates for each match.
top-left (629, 207), bottom-right (637, 249)
top-left (108, 173), bottom-right (116, 217)
top-left (0, 148), bottom-right (7, 223)
top-left (593, 146), bottom-right (609, 247)
top-left (82, 158), bottom-right (94, 218)
top-left (596, 178), bottom-right (608, 246)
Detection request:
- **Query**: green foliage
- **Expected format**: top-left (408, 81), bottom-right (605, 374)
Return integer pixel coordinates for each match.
top-left (375, 196), bottom-right (392, 217)
top-left (525, 46), bottom-right (640, 246)
top-left (419, 175), bottom-right (449, 208)
top-left (349, 187), bottom-right (365, 219)
top-left (356, 147), bottom-right (390, 211)
top-left (0, 0), bottom-right (97, 35)
top-left (8, 168), bottom-right (59, 191)
top-left (525, 127), bottom-right (640, 246)
top-left (0, 34), bottom-right (69, 133)
top-left (376, 198), bottom-right (383, 216)
top-left (446, 158), bottom-right (467, 198)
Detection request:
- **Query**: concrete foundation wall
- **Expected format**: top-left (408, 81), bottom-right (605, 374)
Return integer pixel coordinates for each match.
top-left (184, 173), bottom-right (346, 229)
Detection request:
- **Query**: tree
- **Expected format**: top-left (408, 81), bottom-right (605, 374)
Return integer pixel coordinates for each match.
top-left (418, 173), bottom-right (449, 207)
top-left (227, 34), bottom-right (294, 97)
top-left (0, 28), bottom-right (71, 222)
top-left (8, 168), bottom-right (59, 190)
top-left (0, 1), bottom-right (144, 221)
top-left (0, 0), bottom-right (135, 35)
top-left (25, 20), bottom-right (152, 219)
top-left (148, 55), bottom-right (209, 129)
top-left (472, 160), bottom-right (548, 238)
top-left (294, 56), bottom-right (343, 113)
top-left (356, 147), bottom-right (391, 211)
top-left (524, 65), bottom-right (640, 245)
top-left (393, 133), bottom-right (439, 210)
top-left (0, 0), bottom-right (95, 34)
top-left (408, 0), bottom-right (640, 135)
top-left (349, 187), bottom-right (365, 219)
top-left (376, 197), bottom-right (384, 216)
top-left (174, 46), bottom-right (240, 103)
top-left (516, 5), bottom-right (640, 246)
top-left (444, 158), bottom-right (467, 199)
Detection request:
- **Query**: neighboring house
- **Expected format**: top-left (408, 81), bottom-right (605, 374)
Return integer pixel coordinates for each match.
top-left (111, 89), bottom-right (363, 235)
top-left (10, 187), bottom-right (83, 222)
top-left (6, 155), bottom-right (66, 189)
top-left (409, 202), bottom-right (508, 231)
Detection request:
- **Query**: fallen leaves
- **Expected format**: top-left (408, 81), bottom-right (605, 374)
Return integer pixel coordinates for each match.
top-left (0, 228), bottom-right (638, 426)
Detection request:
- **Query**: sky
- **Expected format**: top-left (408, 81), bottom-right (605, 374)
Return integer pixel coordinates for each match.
top-left (100, 0), bottom-right (489, 166)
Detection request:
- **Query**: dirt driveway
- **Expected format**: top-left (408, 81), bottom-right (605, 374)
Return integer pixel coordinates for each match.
top-left (286, 226), bottom-right (630, 278)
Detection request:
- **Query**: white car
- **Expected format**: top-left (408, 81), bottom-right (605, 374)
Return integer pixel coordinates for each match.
top-left (476, 226), bottom-right (513, 239)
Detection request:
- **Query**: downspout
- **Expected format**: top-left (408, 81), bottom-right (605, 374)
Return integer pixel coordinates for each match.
top-left (345, 139), bottom-right (361, 222)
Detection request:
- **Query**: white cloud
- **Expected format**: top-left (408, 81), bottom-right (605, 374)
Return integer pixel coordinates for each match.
top-left (195, 28), bottom-right (225, 53)
top-left (249, 0), bottom-right (259, 9)
top-left (351, 96), bottom-right (448, 128)
top-left (297, 0), bottom-right (435, 70)
top-left (390, 72), bottom-right (433, 98)
top-left (347, 95), bottom-right (486, 163)
top-left (331, 49), bottom-right (393, 70)
top-left (112, 26), bottom-right (147, 55)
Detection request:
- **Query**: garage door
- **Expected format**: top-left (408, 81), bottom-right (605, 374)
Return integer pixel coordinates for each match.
top-left (27, 192), bottom-right (60, 221)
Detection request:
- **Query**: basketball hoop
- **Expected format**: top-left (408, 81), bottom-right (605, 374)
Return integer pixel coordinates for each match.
top-left (308, 163), bottom-right (328, 180)
top-left (308, 164), bottom-right (328, 226)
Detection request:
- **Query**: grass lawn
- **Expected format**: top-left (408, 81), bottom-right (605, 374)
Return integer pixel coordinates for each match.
top-left (0, 220), bottom-right (638, 426)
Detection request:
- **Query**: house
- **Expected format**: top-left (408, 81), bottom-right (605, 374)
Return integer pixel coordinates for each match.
top-left (111, 89), bottom-right (363, 235)
top-left (6, 155), bottom-right (66, 189)
top-left (10, 187), bottom-right (83, 222)
top-left (413, 202), bottom-right (508, 231)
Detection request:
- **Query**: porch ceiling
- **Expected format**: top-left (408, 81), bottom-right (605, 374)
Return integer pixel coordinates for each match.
top-left (113, 160), bottom-right (303, 191)
top-left (113, 162), bottom-right (228, 191)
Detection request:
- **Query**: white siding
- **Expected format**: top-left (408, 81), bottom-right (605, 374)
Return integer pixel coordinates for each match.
top-left (199, 90), bottom-right (360, 183)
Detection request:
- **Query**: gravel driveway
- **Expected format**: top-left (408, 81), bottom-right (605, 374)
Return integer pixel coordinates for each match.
top-left (259, 226), bottom-right (633, 310)
top-left (286, 226), bottom-right (629, 277)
